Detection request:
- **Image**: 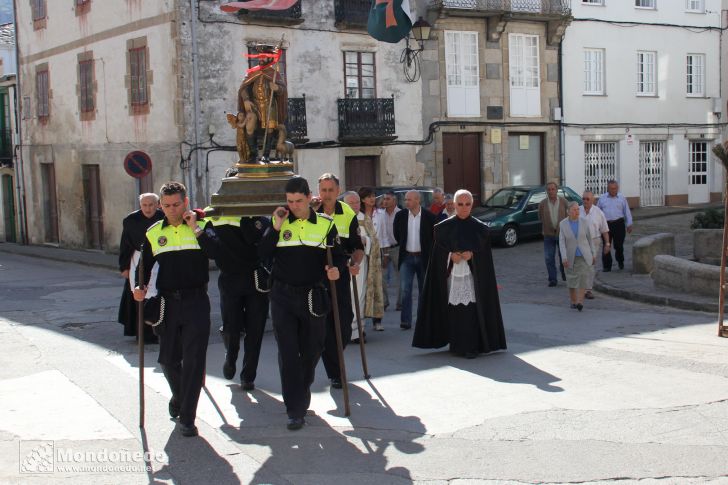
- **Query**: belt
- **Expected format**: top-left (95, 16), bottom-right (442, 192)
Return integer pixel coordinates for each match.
top-left (161, 286), bottom-right (208, 300)
top-left (608, 218), bottom-right (625, 223)
top-left (407, 251), bottom-right (421, 256)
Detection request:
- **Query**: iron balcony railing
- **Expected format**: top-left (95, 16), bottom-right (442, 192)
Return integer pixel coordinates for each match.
top-left (286, 96), bottom-right (308, 143)
top-left (334, 0), bottom-right (369, 28)
top-left (0, 129), bottom-right (12, 162)
top-left (237, 0), bottom-right (302, 20)
top-left (433, 0), bottom-right (571, 15)
top-left (337, 97), bottom-right (396, 141)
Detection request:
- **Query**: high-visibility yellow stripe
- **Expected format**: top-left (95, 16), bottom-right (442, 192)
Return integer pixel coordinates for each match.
top-left (152, 244), bottom-right (202, 256)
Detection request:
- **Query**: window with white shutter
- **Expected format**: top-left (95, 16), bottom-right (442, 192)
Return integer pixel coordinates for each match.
top-left (584, 48), bottom-right (604, 95)
top-left (686, 53), bottom-right (705, 97)
top-left (509, 33), bottom-right (540, 117)
top-left (445, 31), bottom-right (480, 117)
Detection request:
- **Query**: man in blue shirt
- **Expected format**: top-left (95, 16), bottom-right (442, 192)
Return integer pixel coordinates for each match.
top-left (596, 180), bottom-right (633, 271)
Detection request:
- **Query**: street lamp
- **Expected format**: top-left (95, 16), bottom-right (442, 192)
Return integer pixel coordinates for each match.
top-left (400, 17), bottom-right (432, 83)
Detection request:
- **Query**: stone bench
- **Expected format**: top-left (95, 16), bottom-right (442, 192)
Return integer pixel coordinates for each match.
top-left (632, 233), bottom-right (675, 274)
top-left (651, 255), bottom-right (721, 297)
top-left (694, 229), bottom-right (723, 265)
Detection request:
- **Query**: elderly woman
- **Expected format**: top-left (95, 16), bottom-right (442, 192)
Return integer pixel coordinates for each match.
top-left (413, 189), bottom-right (506, 358)
top-left (558, 201), bottom-right (596, 311)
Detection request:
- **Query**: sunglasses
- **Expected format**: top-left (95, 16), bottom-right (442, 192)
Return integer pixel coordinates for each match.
top-left (456, 202), bottom-right (472, 206)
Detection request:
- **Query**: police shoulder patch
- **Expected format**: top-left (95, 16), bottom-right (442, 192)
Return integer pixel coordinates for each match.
top-left (282, 230), bottom-right (292, 241)
top-left (255, 220), bottom-right (263, 230)
top-left (158, 236), bottom-right (168, 247)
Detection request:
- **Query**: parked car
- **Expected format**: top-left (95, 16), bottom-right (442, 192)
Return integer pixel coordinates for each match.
top-left (472, 185), bottom-right (583, 247)
top-left (373, 186), bottom-right (435, 209)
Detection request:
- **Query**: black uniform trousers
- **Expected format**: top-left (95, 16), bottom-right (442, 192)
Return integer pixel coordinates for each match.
top-left (270, 282), bottom-right (327, 419)
top-left (321, 272), bottom-right (353, 380)
top-left (157, 290), bottom-right (211, 426)
top-left (603, 218), bottom-right (626, 270)
top-left (218, 275), bottom-right (269, 383)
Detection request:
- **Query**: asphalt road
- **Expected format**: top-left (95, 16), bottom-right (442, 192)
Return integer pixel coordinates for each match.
top-left (1, 219), bottom-right (727, 484)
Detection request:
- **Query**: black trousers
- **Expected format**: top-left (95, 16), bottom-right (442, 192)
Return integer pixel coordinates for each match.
top-left (448, 303), bottom-right (481, 355)
top-left (158, 292), bottom-right (211, 426)
top-left (218, 276), bottom-right (269, 383)
top-left (321, 274), bottom-right (353, 380)
top-left (270, 283), bottom-right (326, 419)
top-left (603, 218), bottom-right (626, 270)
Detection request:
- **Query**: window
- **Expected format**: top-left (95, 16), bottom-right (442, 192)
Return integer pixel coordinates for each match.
top-left (79, 60), bottom-right (94, 113)
top-left (36, 68), bottom-right (49, 119)
top-left (686, 54), bottom-right (705, 96)
top-left (509, 33), bottom-right (540, 117)
top-left (75, 0), bottom-right (91, 15)
top-left (636, 51), bottom-right (656, 95)
top-left (635, 0), bottom-right (655, 7)
top-left (76, 0), bottom-right (89, 4)
top-left (686, 0), bottom-right (704, 12)
top-left (584, 142), bottom-right (617, 195)
top-left (445, 31), bottom-right (479, 117)
top-left (129, 47), bottom-right (147, 106)
top-left (689, 141), bottom-right (708, 185)
top-left (247, 45), bottom-right (286, 84)
top-left (344, 52), bottom-right (375, 99)
top-left (582, 0), bottom-right (604, 4)
top-left (583, 48), bottom-right (604, 95)
top-left (31, 0), bottom-right (46, 20)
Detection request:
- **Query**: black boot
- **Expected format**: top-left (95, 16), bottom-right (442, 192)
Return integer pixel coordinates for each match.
top-left (220, 327), bottom-right (240, 380)
top-left (246, 134), bottom-right (258, 162)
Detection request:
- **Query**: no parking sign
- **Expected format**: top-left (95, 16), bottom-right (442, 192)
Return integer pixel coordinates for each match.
top-left (123, 151), bottom-right (152, 179)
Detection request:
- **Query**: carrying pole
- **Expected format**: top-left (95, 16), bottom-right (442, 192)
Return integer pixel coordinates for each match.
top-left (136, 249), bottom-right (146, 428)
top-left (326, 247), bottom-right (351, 416)
top-left (350, 275), bottom-right (371, 379)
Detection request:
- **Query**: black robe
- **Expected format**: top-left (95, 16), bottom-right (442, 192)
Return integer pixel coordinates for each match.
top-left (412, 216), bottom-right (507, 353)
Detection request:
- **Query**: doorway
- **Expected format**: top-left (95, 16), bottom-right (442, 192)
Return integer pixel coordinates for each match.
top-left (82, 164), bottom-right (104, 249)
top-left (345, 156), bottom-right (377, 191)
top-left (40, 163), bottom-right (59, 243)
top-left (508, 133), bottom-right (543, 186)
top-left (442, 132), bottom-right (482, 204)
top-left (2, 174), bottom-right (15, 242)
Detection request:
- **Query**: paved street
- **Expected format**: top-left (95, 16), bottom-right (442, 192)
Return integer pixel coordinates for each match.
top-left (1, 211), bottom-right (727, 484)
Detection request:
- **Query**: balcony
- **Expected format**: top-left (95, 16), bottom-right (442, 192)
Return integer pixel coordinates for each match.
top-left (286, 96), bottom-right (308, 144)
top-left (334, 0), bottom-right (369, 29)
top-left (430, 0), bottom-right (572, 44)
top-left (0, 129), bottom-right (12, 165)
top-left (337, 97), bottom-right (397, 143)
top-left (236, 0), bottom-right (303, 24)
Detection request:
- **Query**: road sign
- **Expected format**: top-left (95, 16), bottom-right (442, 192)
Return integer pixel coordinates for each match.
top-left (123, 151), bottom-right (152, 179)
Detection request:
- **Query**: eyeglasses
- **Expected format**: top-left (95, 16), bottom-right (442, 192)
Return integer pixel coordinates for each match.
top-left (456, 202), bottom-right (472, 206)
top-left (583, 197), bottom-right (591, 201)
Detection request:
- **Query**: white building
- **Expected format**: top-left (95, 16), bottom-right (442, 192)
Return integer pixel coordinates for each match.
top-left (16, 0), bottom-right (425, 250)
top-left (562, 0), bottom-right (723, 206)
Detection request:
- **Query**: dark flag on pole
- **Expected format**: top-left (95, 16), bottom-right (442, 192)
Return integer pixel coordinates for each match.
top-left (367, 0), bottom-right (415, 43)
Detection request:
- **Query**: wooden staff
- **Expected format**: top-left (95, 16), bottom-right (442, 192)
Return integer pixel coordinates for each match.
top-left (326, 247), bottom-right (350, 416)
top-left (136, 248), bottom-right (145, 428)
top-left (260, 35), bottom-right (285, 162)
top-left (350, 273), bottom-right (371, 379)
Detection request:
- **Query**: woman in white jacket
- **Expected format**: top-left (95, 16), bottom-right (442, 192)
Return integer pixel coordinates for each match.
top-left (559, 202), bottom-right (596, 311)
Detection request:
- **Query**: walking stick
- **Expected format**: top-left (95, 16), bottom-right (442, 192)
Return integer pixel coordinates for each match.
top-left (136, 249), bottom-right (145, 428)
top-left (326, 247), bottom-right (351, 417)
top-left (350, 274), bottom-right (371, 379)
top-left (260, 35), bottom-right (284, 162)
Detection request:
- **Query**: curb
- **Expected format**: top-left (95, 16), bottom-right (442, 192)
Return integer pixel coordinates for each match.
top-left (593, 277), bottom-right (720, 314)
top-left (0, 243), bottom-right (118, 271)
top-left (633, 205), bottom-right (721, 222)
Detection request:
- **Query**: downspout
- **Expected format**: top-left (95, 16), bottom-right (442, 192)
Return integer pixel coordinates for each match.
top-left (558, 37), bottom-right (565, 187)
top-left (189, 0), bottom-right (201, 205)
top-left (13, 0), bottom-right (28, 244)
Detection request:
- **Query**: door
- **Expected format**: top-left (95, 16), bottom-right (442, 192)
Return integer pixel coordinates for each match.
top-left (639, 141), bottom-right (665, 206)
top-left (2, 174), bottom-right (15, 242)
top-left (82, 164), bottom-right (104, 249)
top-left (40, 162), bottom-right (59, 243)
top-left (443, 132), bottom-right (482, 204)
top-left (345, 156), bottom-right (377, 191)
top-left (688, 141), bottom-right (710, 204)
top-left (508, 133), bottom-right (543, 186)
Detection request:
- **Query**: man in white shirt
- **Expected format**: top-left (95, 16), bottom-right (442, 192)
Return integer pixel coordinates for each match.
top-left (580, 191), bottom-right (610, 299)
top-left (378, 191), bottom-right (401, 311)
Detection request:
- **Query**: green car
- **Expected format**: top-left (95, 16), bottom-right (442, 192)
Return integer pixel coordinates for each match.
top-left (472, 185), bottom-right (583, 247)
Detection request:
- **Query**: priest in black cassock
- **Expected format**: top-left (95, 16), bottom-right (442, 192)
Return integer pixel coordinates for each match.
top-left (412, 189), bottom-right (506, 358)
top-left (117, 193), bottom-right (164, 340)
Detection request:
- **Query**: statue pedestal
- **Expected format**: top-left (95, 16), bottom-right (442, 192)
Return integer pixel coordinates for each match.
top-left (209, 162), bottom-right (296, 217)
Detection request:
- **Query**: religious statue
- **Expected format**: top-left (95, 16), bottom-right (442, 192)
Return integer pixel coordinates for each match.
top-left (227, 43), bottom-right (293, 166)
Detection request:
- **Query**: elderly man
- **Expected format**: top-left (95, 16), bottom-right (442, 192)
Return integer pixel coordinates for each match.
top-left (414, 189), bottom-right (506, 358)
top-left (117, 193), bottom-right (163, 340)
top-left (580, 191), bottom-right (610, 299)
top-left (429, 187), bottom-right (446, 216)
top-left (378, 190), bottom-right (401, 311)
top-left (393, 191), bottom-right (436, 330)
top-left (537, 182), bottom-right (568, 287)
top-left (597, 180), bottom-right (633, 271)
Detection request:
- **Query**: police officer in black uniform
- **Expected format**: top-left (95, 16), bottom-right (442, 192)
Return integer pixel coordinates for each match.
top-left (203, 212), bottom-right (270, 390)
top-left (133, 182), bottom-right (217, 438)
top-left (118, 193), bottom-right (163, 341)
top-left (259, 177), bottom-right (341, 430)
top-left (315, 173), bottom-right (364, 389)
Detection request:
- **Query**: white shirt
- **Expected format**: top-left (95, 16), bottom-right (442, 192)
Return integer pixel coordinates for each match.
top-left (579, 205), bottom-right (609, 241)
top-left (380, 206), bottom-right (400, 248)
top-left (406, 210), bottom-right (422, 252)
top-left (373, 208), bottom-right (388, 248)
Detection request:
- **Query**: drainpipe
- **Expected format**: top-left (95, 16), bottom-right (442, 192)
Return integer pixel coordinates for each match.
top-left (12, 0), bottom-right (28, 244)
top-left (558, 38), bottom-right (565, 187)
top-left (189, 0), bottom-right (201, 205)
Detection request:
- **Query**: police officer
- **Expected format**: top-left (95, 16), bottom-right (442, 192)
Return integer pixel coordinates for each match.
top-left (133, 182), bottom-right (216, 438)
top-left (203, 211), bottom-right (270, 390)
top-left (315, 173), bottom-right (364, 389)
top-left (117, 193), bottom-right (163, 341)
top-left (259, 176), bottom-right (341, 430)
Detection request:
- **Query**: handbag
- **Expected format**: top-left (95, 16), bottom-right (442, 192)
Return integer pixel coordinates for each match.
top-left (143, 296), bottom-right (167, 336)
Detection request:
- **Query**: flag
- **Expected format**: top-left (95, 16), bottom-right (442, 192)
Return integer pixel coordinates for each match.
top-left (367, 0), bottom-right (415, 43)
top-left (220, 0), bottom-right (298, 12)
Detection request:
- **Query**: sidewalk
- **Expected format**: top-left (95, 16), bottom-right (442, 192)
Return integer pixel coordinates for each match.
top-left (594, 201), bottom-right (724, 313)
